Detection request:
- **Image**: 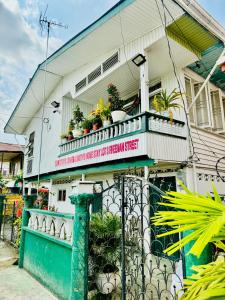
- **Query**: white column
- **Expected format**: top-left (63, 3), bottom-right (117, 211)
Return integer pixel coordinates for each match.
top-left (140, 51), bottom-right (149, 112)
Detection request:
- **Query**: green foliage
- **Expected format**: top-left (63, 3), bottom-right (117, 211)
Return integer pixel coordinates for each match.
top-left (68, 119), bottom-right (75, 131)
top-left (89, 211), bottom-right (121, 273)
top-left (81, 119), bottom-right (92, 130)
top-left (14, 217), bottom-right (22, 248)
top-left (152, 181), bottom-right (225, 258)
top-left (60, 133), bottom-right (68, 139)
top-left (0, 173), bottom-right (5, 188)
top-left (107, 83), bottom-right (124, 111)
top-left (179, 260), bottom-right (225, 300)
top-left (73, 105), bottom-right (84, 127)
top-left (152, 181), bottom-right (225, 299)
top-left (152, 88), bottom-right (183, 123)
top-left (91, 115), bottom-right (102, 126)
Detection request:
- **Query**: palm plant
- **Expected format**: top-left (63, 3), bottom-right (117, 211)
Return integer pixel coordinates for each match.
top-left (89, 211), bottom-right (121, 273)
top-left (152, 88), bottom-right (183, 123)
top-left (152, 181), bottom-right (225, 299)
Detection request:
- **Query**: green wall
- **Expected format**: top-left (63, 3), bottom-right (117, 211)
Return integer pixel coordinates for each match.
top-left (23, 229), bottom-right (72, 300)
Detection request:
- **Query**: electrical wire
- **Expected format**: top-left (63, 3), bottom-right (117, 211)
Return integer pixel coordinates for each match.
top-left (159, 0), bottom-right (225, 180)
top-left (161, 0), bottom-right (225, 164)
top-left (155, 0), bottom-right (199, 162)
top-left (118, 13), bottom-right (139, 83)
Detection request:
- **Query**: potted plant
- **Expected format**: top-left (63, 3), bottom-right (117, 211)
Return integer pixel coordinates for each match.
top-left (89, 212), bottom-right (121, 295)
top-left (152, 88), bottom-right (183, 124)
top-left (67, 131), bottom-right (74, 141)
top-left (92, 115), bottom-right (102, 131)
top-left (100, 105), bottom-right (111, 127)
top-left (73, 105), bottom-right (84, 137)
top-left (81, 119), bottom-right (92, 134)
top-left (60, 133), bottom-right (68, 143)
top-left (107, 83), bottom-right (126, 123)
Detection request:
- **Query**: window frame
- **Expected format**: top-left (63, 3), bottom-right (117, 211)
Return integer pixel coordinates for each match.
top-left (58, 189), bottom-right (67, 202)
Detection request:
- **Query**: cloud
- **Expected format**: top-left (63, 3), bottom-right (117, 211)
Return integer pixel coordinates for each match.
top-left (0, 0), bottom-right (62, 133)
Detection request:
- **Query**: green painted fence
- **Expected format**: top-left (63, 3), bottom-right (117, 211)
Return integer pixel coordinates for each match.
top-left (23, 228), bottom-right (72, 300)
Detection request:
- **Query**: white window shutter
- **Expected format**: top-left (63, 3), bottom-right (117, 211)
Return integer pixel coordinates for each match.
top-left (185, 77), bottom-right (195, 124)
top-left (194, 83), bottom-right (211, 128)
top-left (210, 90), bottom-right (224, 131)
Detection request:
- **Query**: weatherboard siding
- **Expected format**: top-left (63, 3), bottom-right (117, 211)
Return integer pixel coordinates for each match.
top-left (191, 126), bottom-right (225, 170)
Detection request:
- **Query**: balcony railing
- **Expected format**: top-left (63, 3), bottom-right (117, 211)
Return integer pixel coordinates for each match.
top-left (59, 112), bottom-right (186, 156)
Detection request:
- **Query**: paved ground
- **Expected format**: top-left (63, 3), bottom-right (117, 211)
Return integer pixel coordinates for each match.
top-left (0, 241), bottom-right (57, 300)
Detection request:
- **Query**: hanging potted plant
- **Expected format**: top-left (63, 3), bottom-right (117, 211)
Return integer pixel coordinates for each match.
top-left (89, 212), bottom-right (121, 295)
top-left (81, 119), bottom-right (92, 134)
top-left (73, 105), bottom-right (84, 137)
top-left (60, 133), bottom-right (68, 143)
top-left (107, 83), bottom-right (126, 123)
top-left (152, 88), bottom-right (183, 124)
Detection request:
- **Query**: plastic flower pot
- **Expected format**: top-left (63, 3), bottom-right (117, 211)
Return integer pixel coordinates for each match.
top-left (83, 128), bottom-right (90, 134)
top-left (93, 123), bottom-right (100, 131)
top-left (111, 111), bottom-right (127, 123)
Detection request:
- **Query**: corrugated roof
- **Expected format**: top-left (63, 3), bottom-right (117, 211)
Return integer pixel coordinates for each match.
top-left (167, 14), bottom-right (220, 56)
top-left (189, 43), bottom-right (225, 91)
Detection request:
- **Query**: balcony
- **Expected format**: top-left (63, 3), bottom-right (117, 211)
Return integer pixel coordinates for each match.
top-left (57, 112), bottom-right (187, 167)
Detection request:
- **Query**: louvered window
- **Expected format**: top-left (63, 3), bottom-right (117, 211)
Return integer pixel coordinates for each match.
top-left (75, 78), bottom-right (86, 92)
top-left (102, 52), bottom-right (119, 72)
top-left (194, 83), bottom-right (211, 128)
top-left (211, 90), bottom-right (224, 131)
top-left (185, 77), bottom-right (195, 124)
top-left (88, 66), bottom-right (101, 84)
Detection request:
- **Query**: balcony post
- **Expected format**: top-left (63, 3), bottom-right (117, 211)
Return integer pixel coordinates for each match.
top-left (140, 50), bottom-right (149, 112)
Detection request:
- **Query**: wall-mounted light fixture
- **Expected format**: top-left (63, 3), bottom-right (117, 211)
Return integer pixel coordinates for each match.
top-left (132, 54), bottom-right (146, 67)
top-left (51, 101), bottom-right (60, 108)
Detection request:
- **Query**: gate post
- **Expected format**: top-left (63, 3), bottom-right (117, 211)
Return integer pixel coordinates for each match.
top-left (69, 193), bottom-right (97, 300)
top-left (19, 194), bottom-right (36, 268)
top-left (0, 195), bottom-right (5, 238)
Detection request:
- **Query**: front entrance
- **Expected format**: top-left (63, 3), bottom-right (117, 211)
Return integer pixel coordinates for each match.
top-left (88, 175), bottom-right (184, 299)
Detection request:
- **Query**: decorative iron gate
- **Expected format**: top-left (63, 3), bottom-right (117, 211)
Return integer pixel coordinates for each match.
top-left (88, 175), bottom-right (184, 299)
top-left (0, 198), bottom-right (18, 245)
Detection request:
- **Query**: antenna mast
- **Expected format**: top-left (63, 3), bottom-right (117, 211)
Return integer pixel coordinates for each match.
top-left (37, 7), bottom-right (67, 194)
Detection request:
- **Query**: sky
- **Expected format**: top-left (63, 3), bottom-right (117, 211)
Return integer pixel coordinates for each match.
top-left (0, 0), bottom-right (225, 144)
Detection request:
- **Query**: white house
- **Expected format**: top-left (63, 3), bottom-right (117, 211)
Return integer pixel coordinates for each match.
top-left (5, 0), bottom-right (225, 213)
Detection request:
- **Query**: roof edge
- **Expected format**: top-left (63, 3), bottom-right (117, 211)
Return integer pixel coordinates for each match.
top-left (4, 0), bottom-right (134, 134)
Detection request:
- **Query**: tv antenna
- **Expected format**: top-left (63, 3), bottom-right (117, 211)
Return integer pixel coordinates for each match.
top-left (37, 6), bottom-right (68, 194)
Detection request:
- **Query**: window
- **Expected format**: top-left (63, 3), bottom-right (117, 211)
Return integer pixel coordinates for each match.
top-left (27, 132), bottom-right (35, 157)
top-left (194, 83), bottom-right (211, 128)
top-left (210, 90), bottom-right (224, 131)
top-left (27, 159), bottom-right (33, 174)
top-left (58, 189), bottom-right (66, 201)
top-left (185, 77), bottom-right (195, 124)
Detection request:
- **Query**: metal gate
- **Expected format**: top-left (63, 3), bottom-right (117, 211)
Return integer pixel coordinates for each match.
top-left (88, 175), bottom-right (184, 299)
top-left (0, 198), bottom-right (18, 245)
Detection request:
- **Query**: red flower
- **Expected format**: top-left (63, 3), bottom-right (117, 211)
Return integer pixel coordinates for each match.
top-left (17, 208), bottom-right (22, 218)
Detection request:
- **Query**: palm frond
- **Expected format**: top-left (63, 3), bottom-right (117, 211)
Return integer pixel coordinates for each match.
top-left (179, 261), bottom-right (225, 300)
top-left (151, 183), bottom-right (225, 257)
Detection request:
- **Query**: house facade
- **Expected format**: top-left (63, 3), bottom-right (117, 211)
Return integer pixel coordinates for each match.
top-left (5, 0), bottom-right (225, 213)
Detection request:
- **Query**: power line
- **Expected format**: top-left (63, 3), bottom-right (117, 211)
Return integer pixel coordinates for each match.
top-left (158, 0), bottom-right (225, 180)
top-left (155, 0), bottom-right (198, 162)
